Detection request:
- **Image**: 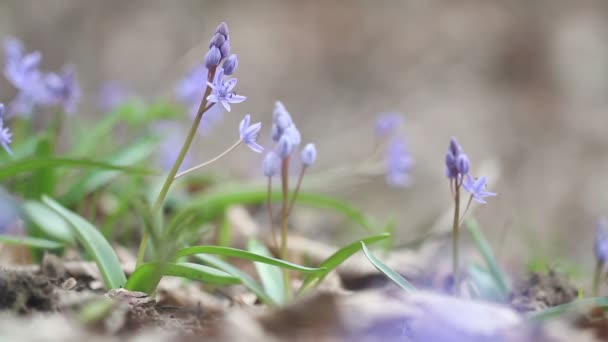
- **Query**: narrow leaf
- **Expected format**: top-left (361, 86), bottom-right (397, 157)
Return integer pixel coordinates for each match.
top-left (193, 254), bottom-right (275, 305)
top-left (173, 245), bottom-right (323, 273)
top-left (248, 239), bottom-right (285, 305)
top-left (468, 264), bottom-right (507, 302)
top-left (361, 242), bottom-right (416, 292)
top-left (300, 233), bottom-right (390, 291)
top-left (42, 196), bottom-right (126, 289)
top-left (0, 234), bottom-right (64, 249)
top-left (23, 200), bottom-right (74, 244)
top-left (124, 262), bottom-right (240, 293)
top-left (527, 297), bottom-right (608, 321)
top-left (466, 219), bottom-right (509, 296)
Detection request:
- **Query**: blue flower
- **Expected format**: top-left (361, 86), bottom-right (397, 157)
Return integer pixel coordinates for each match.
top-left (300, 143), bottom-right (317, 167)
top-left (176, 63), bottom-right (225, 132)
top-left (445, 137), bottom-right (469, 179)
top-left (44, 65), bottom-right (81, 114)
top-left (385, 137), bottom-right (414, 187)
top-left (206, 67), bottom-right (246, 112)
top-left (277, 134), bottom-right (293, 159)
top-left (239, 114), bottom-right (263, 153)
top-left (263, 151), bottom-right (280, 177)
top-left (0, 104), bottom-right (13, 155)
top-left (375, 113), bottom-right (403, 138)
top-left (222, 54), bottom-right (238, 75)
top-left (595, 217), bottom-right (608, 263)
top-left (462, 174), bottom-right (496, 204)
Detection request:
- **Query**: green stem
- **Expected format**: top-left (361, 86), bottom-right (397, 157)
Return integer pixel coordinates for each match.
top-left (136, 67), bottom-right (217, 267)
top-left (593, 259), bottom-right (604, 297)
top-left (286, 167), bottom-right (306, 216)
top-left (452, 178), bottom-right (461, 295)
top-left (174, 139), bottom-right (242, 179)
top-left (267, 176), bottom-right (279, 251)
top-left (280, 156), bottom-right (291, 300)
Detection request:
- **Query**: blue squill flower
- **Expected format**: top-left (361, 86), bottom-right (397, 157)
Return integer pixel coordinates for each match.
top-left (222, 54), bottom-right (238, 75)
top-left (595, 217), bottom-right (608, 263)
top-left (445, 137), bottom-right (469, 180)
top-left (206, 67), bottom-right (246, 112)
top-left (375, 113), bottom-right (403, 138)
top-left (0, 104), bottom-right (13, 155)
top-left (263, 151), bottom-right (280, 177)
top-left (277, 134), bottom-right (293, 159)
top-left (462, 174), bottom-right (496, 204)
top-left (385, 137), bottom-right (414, 187)
top-left (44, 65), bottom-right (81, 114)
top-left (300, 143), bottom-right (317, 167)
top-left (239, 114), bottom-right (263, 153)
top-left (204, 46), bottom-right (221, 69)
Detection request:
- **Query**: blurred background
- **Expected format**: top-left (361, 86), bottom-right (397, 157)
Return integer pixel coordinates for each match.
top-left (1, 0), bottom-right (607, 275)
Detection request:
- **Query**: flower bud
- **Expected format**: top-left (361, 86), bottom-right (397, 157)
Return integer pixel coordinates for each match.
top-left (215, 22), bottom-right (229, 38)
top-left (204, 46), bottom-right (221, 68)
top-left (456, 154), bottom-right (470, 175)
top-left (219, 40), bottom-right (231, 59)
top-left (263, 151), bottom-right (280, 177)
top-left (301, 143), bottom-right (317, 167)
top-left (277, 134), bottom-right (293, 159)
top-left (209, 33), bottom-right (226, 49)
top-left (222, 54), bottom-right (238, 75)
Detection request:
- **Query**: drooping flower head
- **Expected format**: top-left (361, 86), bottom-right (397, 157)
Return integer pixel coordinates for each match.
top-left (462, 174), bottom-right (496, 204)
top-left (0, 104), bottom-right (13, 155)
top-left (385, 137), bottom-right (414, 187)
top-left (375, 112), bottom-right (404, 138)
top-left (445, 137), bottom-right (470, 180)
top-left (595, 217), bottom-right (608, 264)
top-left (239, 114), bottom-right (263, 153)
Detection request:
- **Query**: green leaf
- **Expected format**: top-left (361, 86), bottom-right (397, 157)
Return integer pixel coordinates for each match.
top-left (299, 233), bottom-right (391, 291)
top-left (468, 264), bottom-right (507, 302)
top-left (247, 239), bottom-right (285, 305)
top-left (26, 136), bottom-right (56, 199)
top-left (0, 157), bottom-right (154, 182)
top-left (124, 262), bottom-right (240, 293)
top-left (23, 200), bottom-right (74, 244)
top-left (361, 242), bottom-right (416, 292)
top-left (193, 254), bottom-right (275, 305)
top-left (183, 187), bottom-right (378, 233)
top-left (60, 137), bottom-right (160, 206)
top-left (71, 109), bottom-right (123, 156)
top-left (466, 219), bottom-right (510, 296)
top-left (0, 234), bottom-right (65, 249)
top-left (527, 297), bottom-right (608, 321)
top-left (42, 196), bottom-right (126, 289)
top-left (173, 245), bottom-right (323, 273)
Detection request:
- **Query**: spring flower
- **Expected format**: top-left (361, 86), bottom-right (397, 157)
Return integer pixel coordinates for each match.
top-left (222, 54), bottom-right (238, 75)
top-left (204, 46), bottom-right (221, 69)
top-left (462, 174), bottom-right (496, 204)
top-left (206, 67), bottom-right (246, 112)
top-left (98, 81), bottom-right (131, 112)
top-left (271, 101), bottom-right (301, 146)
top-left (263, 151), bottom-right (280, 177)
top-left (239, 114), bottom-right (263, 153)
top-left (300, 143), bottom-right (317, 167)
top-left (44, 65), bottom-right (81, 114)
top-left (385, 137), bottom-right (414, 187)
top-left (445, 137), bottom-right (469, 179)
top-left (375, 113), bottom-right (403, 138)
top-left (0, 104), bottom-right (13, 155)
top-left (456, 154), bottom-right (470, 175)
top-left (595, 217), bottom-right (608, 264)
top-left (277, 134), bottom-right (293, 159)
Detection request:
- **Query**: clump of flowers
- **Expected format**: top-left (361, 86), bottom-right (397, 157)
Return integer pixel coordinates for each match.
top-left (445, 137), bottom-right (496, 294)
top-left (262, 101), bottom-right (317, 298)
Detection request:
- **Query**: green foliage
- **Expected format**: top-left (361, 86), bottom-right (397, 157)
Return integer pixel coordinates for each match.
top-left (23, 200), bottom-right (74, 244)
top-left (248, 239), bottom-right (286, 304)
top-left (361, 242), bottom-right (416, 292)
top-left (0, 234), bottom-right (65, 249)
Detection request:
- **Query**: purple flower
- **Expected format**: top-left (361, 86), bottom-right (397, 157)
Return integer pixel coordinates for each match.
top-left (239, 114), bottom-right (263, 153)
top-left (44, 65), bottom-right (81, 114)
top-left (277, 134), bottom-right (293, 159)
top-left (301, 143), bottom-right (317, 167)
top-left (176, 63), bottom-right (225, 132)
top-left (0, 104), bottom-right (13, 155)
top-left (445, 137), bottom-right (468, 180)
top-left (98, 81), bottom-right (131, 112)
top-left (263, 151), bottom-right (280, 177)
top-left (385, 137), bottom-right (414, 187)
top-left (596, 217), bottom-right (608, 263)
top-left (222, 54), bottom-right (238, 75)
top-left (462, 174), bottom-right (496, 204)
top-left (204, 46), bottom-right (221, 69)
top-left (456, 154), bottom-right (470, 175)
top-left (375, 113), bottom-right (403, 137)
top-left (215, 22), bottom-right (229, 38)
top-left (271, 101), bottom-right (301, 145)
top-left (206, 67), bottom-right (246, 112)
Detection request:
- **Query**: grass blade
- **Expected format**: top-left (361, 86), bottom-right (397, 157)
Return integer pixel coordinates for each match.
top-left (23, 200), bottom-right (74, 244)
top-left (468, 264), bottom-right (507, 302)
top-left (361, 242), bottom-right (416, 292)
top-left (0, 234), bottom-right (65, 249)
top-left (248, 239), bottom-right (285, 305)
top-left (466, 219), bottom-right (509, 296)
top-left (173, 245), bottom-right (323, 273)
top-left (527, 297), bottom-right (608, 321)
top-left (42, 196), bottom-right (126, 289)
top-left (0, 157), bottom-right (154, 182)
top-left (299, 233), bottom-right (391, 291)
top-left (124, 262), bottom-right (240, 294)
top-left (193, 254), bottom-right (275, 305)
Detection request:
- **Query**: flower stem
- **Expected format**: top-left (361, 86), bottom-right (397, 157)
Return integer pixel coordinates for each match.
top-left (267, 177), bottom-right (279, 251)
top-left (286, 167), bottom-right (306, 216)
top-left (174, 139), bottom-right (242, 180)
top-left (452, 179), bottom-right (461, 295)
top-left (135, 67), bottom-right (217, 268)
top-left (280, 156), bottom-right (291, 299)
top-left (593, 259), bottom-right (604, 297)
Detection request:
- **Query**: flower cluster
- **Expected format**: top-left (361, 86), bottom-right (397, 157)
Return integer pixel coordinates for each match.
top-left (0, 103), bottom-right (13, 154)
top-left (445, 137), bottom-right (496, 204)
top-left (374, 113), bottom-right (414, 187)
top-left (4, 38), bottom-right (80, 116)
